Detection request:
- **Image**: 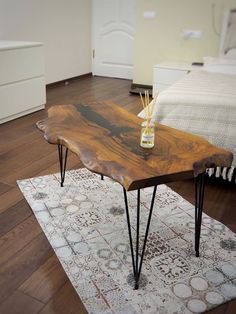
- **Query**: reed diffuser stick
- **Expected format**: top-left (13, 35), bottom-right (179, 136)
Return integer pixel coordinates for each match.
top-left (140, 92), bottom-right (146, 113)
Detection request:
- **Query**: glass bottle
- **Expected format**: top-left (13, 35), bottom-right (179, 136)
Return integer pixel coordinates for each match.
top-left (140, 120), bottom-right (155, 148)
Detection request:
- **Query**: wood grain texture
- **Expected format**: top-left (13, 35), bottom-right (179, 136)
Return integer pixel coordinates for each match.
top-left (0, 199), bottom-right (32, 236)
top-left (0, 186), bottom-right (23, 214)
top-left (0, 182), bottom-right (12, 195)
top-left (0, 291), bottom-right (44, 314)
top-left (37, 101), bottom-right (233, 191)
top-left (38, 281), bottom-right (87, 314)
top-left (0, 233), bottom-right (53, 303)
top-left (0, 216), bottom-right (42, 266)
top-left (19, 255), bottom-right (68, 304)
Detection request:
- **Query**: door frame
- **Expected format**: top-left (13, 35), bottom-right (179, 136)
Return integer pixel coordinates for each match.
top-left (91, 0), bottom-right (96, 76)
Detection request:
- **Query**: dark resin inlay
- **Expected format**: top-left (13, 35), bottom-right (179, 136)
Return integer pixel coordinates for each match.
top-left (76, 104), bottom-right (134, 136)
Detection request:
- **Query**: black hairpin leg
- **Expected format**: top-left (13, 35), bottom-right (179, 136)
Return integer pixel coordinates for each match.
top-left (57, 144), bottom-right (68, 187)
top-left (195, 172), bottom-right (205, 257)
top-left (123, 186), bottom-right (157, 289)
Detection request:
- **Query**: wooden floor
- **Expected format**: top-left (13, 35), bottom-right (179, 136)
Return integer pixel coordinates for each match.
top-left (0, 75), bottom-right (235, 314)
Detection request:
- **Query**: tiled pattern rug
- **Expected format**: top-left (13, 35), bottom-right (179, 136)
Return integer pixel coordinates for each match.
top-left (17, 168), bottom-right (236, 314)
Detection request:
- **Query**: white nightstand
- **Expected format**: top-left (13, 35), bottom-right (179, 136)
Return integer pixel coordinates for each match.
top-left (0, 40), bottom-right (46, 124)
top-left (153, 62), bottom-right (201, 96)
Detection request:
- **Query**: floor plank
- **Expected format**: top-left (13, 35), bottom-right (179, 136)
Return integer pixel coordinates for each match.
top-left (39, 281), bottom-right (87, 314)
top-left (0, 290), bottom-right (44, 314)
top-left (0, 199), bottom-right (32, 237)
top-left (0, 233), bottom-right (53, 303)
top-left (0, 182), bottom-right (12, 196)
top-left (1, 150), bottom-right (56, 185)
top-left (206, 299), bottom-right (236, 314)
top-left (19, 255), bottom-right (68, 304)
top-left (0, 215), bottom-right (42, 266)
top-left (0, 186), bottom-right (23, 214)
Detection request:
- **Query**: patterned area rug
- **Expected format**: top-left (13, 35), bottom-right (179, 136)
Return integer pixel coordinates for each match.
top-left (17, 168), bottom-right (236, 314)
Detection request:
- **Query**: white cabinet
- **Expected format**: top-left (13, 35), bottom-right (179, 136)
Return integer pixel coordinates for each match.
top-left (153, 62), bottom-right (199, 96)
top-left (0, 41), bottom-right (46, 124)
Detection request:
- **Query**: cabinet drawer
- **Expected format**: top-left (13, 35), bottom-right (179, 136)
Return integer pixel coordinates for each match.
top-left (0, 46), bottom-right (44, 85)
top-left (153, 68), bottom-right (188, 85)
top-left (0, 77), bottom-right (46, 122)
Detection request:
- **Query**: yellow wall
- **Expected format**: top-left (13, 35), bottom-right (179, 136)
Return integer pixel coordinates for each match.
top-left (133, 0), bottom-right (236, 85)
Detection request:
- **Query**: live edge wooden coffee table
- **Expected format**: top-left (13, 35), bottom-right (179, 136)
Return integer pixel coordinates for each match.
top-left (37, 101), bottom-right (233, 290)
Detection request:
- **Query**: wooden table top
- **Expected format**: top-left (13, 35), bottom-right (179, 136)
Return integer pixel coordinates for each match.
top-left (37, 101), bottom-right (233, 191)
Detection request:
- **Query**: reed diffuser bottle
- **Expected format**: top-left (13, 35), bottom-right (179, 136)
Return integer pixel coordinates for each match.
top-left (140, 119), bottom-right (155, 148)
top-left (140, 91), bottom-right (157, 149)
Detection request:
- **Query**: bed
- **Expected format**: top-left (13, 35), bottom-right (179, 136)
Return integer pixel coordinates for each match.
top-left (138, 69), bottom-right (236, 181)
top-left (139, 9), bottom-right (236, 181)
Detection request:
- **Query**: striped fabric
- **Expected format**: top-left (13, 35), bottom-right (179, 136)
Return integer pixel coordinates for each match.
top-left (138, 71), bottom-right (236, 181)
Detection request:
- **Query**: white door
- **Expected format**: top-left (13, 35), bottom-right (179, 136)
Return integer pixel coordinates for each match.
top-left (92, 0), bottom-right (134, 79)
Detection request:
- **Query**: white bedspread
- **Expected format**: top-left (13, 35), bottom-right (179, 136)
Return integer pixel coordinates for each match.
top-left (138, 71), bottom-right (236, 169)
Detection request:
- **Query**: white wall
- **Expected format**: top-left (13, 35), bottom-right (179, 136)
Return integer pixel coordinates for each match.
top-left (0, 0), bottom-right (91, 84)
top-left (134, 0), bottom-right (236, 85)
